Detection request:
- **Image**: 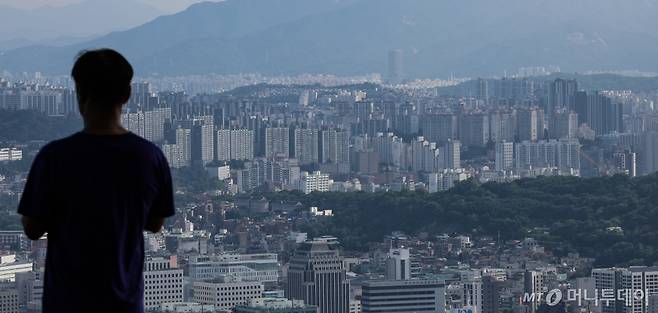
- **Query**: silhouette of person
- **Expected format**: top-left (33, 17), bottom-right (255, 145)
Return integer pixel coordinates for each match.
top-left (18, 49), bottom-right (175, 313)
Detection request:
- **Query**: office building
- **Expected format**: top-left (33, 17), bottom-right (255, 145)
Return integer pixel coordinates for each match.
top-left (462, 280), bottom-right (483, 313)
top-left (361, 279), bottom-right (445, 313)
top-left (193, 277), bottom-right (263, 312)
top-left (0, 288), bottom-right (19, 313)
top-left (0, 257), bottom-right (32, 282)
top-left (482, 276), bottom-right (506, 313)
top-left (385, 248), bottom-right (411, 281)
top-left (287, 241), bottom-right (350, 313)
top-left (144, 256), bottom-right (184, 311)
top-left (524, 270), bottom-right (544, 313)
top-left (593, 267), bottom-right (658, 313)
top-left (187, 254), bottom-right (279, 287)
top-left (0, 148), bottom-right (22, 162)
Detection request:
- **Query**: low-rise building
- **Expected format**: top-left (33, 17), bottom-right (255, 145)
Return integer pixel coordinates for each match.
top-left (235, 298), bottom-right (317, 313)
top-left (192, 277), bottom-right (263, 312)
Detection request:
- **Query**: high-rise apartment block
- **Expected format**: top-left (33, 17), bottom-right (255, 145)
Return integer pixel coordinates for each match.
top-left (265, 127), bottom-right (291, 158)
top-left (217, 129), bottom-right (255, 161)
top-left (495, 141), bottom-right (514, 172)
top-left (293, 128), bottom-right (320, 165)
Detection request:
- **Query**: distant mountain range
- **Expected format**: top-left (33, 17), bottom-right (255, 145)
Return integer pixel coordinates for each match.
top-left (0, 0), bottom-right (162, 44)
top-left (2, 0), bottom-right (658, 77)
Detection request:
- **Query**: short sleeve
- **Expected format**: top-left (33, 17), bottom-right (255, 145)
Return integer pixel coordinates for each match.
top-left (18, 148), bottom-right (53, 220)
top-left (149, 151), bottom-right (175, 218)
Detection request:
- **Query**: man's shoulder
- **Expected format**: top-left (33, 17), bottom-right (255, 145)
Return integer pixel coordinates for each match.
top-left (41, 132), bottom-right (164, 157)
top-left (127, 132), bottom-right (162, 152)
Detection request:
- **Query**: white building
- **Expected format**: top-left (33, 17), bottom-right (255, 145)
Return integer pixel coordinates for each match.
top-left (296, 171), bottom-right (331, 194)
top-left (144, 256), bottom-right (184, 311)
top-left (428, 170), bottom-right (469, 192)
top-left (187, 254), bottom-right (279, 287)
top-left (217, 129), bottom-right (255, 161)
top-left (0, 148), bottom-right (22, 162)
top-left (207, 165), bottom-right (231, 180)
top-left (0, 256), bottom-right (32, 282)
top-left (495, 141), bottom-right (514, 171)
top-left (192, 277), bottom-right (263, 312)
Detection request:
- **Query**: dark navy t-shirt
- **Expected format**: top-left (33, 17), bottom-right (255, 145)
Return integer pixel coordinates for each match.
top-left (18, 131), bottom-right (175, 313)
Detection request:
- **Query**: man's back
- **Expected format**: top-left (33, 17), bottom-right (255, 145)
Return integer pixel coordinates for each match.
top-left (18, 131), bottom-right (174, 313)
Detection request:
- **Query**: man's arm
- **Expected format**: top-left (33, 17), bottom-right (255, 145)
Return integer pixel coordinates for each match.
top-left (18, 147), bottom-right (52, 240)
top-left (21, 216), bottom-right (47, 240)
top-left (145, 216), bottom-right (165, 233)
top-left (145, 151), bottom-right (175, 233)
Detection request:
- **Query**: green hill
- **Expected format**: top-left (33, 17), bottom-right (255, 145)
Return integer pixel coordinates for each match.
top-left (266, 174), bottom-right (658, 267)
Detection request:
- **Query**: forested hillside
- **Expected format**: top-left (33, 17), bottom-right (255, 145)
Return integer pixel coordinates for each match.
top-left (265, 174), bottom-right (658, 267)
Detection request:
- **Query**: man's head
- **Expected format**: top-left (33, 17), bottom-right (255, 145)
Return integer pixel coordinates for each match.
top-left (71, 49), bottom-right (133, 114)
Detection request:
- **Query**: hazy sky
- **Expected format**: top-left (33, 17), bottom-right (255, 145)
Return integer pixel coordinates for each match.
top-left (0, 0), bottom-right (218, 13)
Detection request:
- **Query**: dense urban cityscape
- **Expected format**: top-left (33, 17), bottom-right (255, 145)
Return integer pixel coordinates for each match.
top-left (1, 58), bottom-right (658, 313)
top-left (2, 0), bottom-right (658, 313)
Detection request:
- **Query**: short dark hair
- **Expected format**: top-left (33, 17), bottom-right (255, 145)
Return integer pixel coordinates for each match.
top-left (71, 49), bottom-right (133, 108)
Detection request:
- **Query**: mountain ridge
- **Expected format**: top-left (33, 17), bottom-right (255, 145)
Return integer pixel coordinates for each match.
top-left (2, 0), bottom-right (658, 77)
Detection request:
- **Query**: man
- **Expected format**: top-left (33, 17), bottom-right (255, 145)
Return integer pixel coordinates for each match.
top-left (18, 49), bottom-right (175, 313)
